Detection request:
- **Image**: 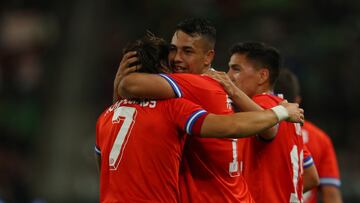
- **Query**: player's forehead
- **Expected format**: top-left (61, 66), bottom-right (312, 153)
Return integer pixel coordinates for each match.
top-left (231, 53), bottom-right (253, 64)
top-left (229, 54), bottom-right (257, 70)
top-left (229, 53), bottom-right (246, 65)
top-left (171, 30), bottom-right (204, 49)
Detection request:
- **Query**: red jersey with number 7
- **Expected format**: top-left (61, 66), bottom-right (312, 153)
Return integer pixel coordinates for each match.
top-left (242, 94), bottom-right (314, 203)
top-left (95, 98), bottom-right (207, 203)
top-left (160, 73), bottom-right (254, 203)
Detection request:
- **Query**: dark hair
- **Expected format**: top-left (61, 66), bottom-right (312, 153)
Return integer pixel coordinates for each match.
top-left (274, 68), bottom-right (300, 103)
top-left (230, 42), bottom-right (281, 85)
top-left (123, 32), bottom-right (170, 74)
top-left (176, 18), bottom-right (216, 50)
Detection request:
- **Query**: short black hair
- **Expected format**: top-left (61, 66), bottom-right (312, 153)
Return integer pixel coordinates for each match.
top-left (230, 42), bottom-right (281, 86)
top-left (176, 18), bottom-right (216, 49)
top-left (123, 32), bottom-right (170, 74)
top-left (274, 68), bottom-right (300, 103)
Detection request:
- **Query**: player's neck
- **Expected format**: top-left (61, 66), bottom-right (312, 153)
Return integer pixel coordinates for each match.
top-left (255, 85), bottom-right (273, 96)
top-left (201, 66), bottom-right (212, 73)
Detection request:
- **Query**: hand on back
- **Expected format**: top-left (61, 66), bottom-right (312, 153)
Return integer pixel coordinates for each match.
top-left (280, 101), bottom-right (304, 124)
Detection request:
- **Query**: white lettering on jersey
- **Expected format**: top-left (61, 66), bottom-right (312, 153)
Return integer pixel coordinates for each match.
top-left (107, 100), bottom-right (157, 115)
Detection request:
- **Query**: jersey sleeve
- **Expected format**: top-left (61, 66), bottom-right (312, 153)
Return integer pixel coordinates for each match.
top-left (95, 116), bottom-right (102, 156)
top-left (159, 73), bottom-right (199, 101)
top-left (158, 74), bottom-right (183, 98)
top-left (303, 145), bottom-right (314, 169)
top-left (167, 98), bottom-right (208, 136)
top-left (317, 135), bottom-right (341, 187)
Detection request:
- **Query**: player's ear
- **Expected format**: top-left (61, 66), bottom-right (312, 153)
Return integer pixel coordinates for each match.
top-left (204, 49), bottom-right (215, 67)
top-left (258, 68), bottom-right (269, 85)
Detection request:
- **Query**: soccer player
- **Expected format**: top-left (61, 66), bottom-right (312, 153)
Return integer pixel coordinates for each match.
top-left (114, 18), bottom-right (295, 202)
top-left (96, 34), bottom-right (304, 202)
top-left (274, 68), bottom-right (343, 203)
top-left (217, 41), bottom-right (320, 203)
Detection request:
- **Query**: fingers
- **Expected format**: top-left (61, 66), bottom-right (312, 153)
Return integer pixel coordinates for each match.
top-left (203, 70), bottom-right (227, 83)
top-left (123, 66), bottom-right (137, 75)
top-left (123, 56), bottom-right (139, 67)
top-left (285, 103), bottom-right (305, 124)
top-left (117, 51), bottom-right (139, 76)
top-left (299, 108), bottom-right (305, 125)
top-left (119, 56), bottom-right (138, 70)
top-left (122, 51), bottom-right (137, 61)
top-left (280, 100), bottom-right (290, 105)
top-left (206, 71), bottom-right (229, 80)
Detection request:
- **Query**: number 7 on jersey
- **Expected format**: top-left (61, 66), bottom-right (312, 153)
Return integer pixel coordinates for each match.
top-left (109, 106), bottom-right (137, 170)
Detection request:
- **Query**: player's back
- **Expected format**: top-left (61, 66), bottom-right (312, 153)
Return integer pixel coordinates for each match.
top-left (95, 98), bottom-right (204, 203)
top-left (302, 121), bottom-right (341, 203)
top-left (242, 94), bottom-right (306, 203)
top-left (161, 73), bottom-right (253, 203)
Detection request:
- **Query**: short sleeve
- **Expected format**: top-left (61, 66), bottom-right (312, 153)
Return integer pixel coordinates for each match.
top-left (95, 116), bottom-right (102, 155)
top-left (167, 98), bottom-right (208, 136)
top-left (317, 135), bottom-right (341, 187)
top-left (160, 73), bottom-right (201, 101)
top-left (303, 145), bottom-right (314, 169)
top-left (158, 74), bottom-right (183, 98)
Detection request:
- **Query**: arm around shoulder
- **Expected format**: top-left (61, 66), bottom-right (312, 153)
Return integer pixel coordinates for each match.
top-left (200, 109), bottom-right (279, 138)
top-left (119, 73), bottom-right (176, 99)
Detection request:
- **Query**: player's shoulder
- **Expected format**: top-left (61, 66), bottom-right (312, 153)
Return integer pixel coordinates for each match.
top-left (157, 97), bottom-right (196, 109)
top-left (303, 121), bottom-right (331, 141)
top-left (96, 102), bottom-right (119, 127)
top-left (168, 73), bottom-right (218, 84)
top-left (162, 97), bottom-right (190, 104)
top-left (252, 93), bottom-right (282, 107)
top-left (253, 93), bottom-right (282, 101)
top-left (168, 73), bottom-right (200, 79)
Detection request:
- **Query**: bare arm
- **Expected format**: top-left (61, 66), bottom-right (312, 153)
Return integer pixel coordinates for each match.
top-left (200, 103), bottom-right (304, 138)
top-left (113, 51), bottom-right (176, 100)
top-left (205, 70), bottom-right (262, 112)
top-left (119, 73), bottom-right (176, 99)
top-left (205, 70), bottom-right (277, 139)
top-left (200, 109), bottom-right (278, 138)
top-left (321, 186), bottom-right (343, 203)
top-left (303, 164), bottom-right (320, 192)
top-left (113, 51), bottom-right (139, 102)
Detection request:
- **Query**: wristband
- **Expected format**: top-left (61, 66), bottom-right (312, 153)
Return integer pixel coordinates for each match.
top-left (271, 105), bottom-right (289, 121)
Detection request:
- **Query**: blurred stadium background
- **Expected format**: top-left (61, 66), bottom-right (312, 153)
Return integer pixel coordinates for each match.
top-left (0, 0), bottom-right (359, 202)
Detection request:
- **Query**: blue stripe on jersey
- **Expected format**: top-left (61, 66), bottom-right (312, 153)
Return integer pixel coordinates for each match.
top-left (320, 177), bottom-right (341, 187)
top-left (159, 74), bottom-right (182, 98)
top-left (185, 110), bottom-right (207, 135)
top-left (303, 156), bottom-right (314, 168)
top-left (94, 145), bottom-right (101, 155)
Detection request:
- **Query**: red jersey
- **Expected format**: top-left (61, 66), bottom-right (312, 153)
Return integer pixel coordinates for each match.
top-left (95, 98), bottom-right (207, 203)
top-left (302, 121), bottom-right (341, 203)
top-left (160, 73), bottom-right (254, 203)
top-left (242, 94), bottom-right (314, 203)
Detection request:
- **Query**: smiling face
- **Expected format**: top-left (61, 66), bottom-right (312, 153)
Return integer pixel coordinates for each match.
top-left (169, 30), bottom-right (214, 74)
top-left (227, 53), bottom-right (262, 98)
